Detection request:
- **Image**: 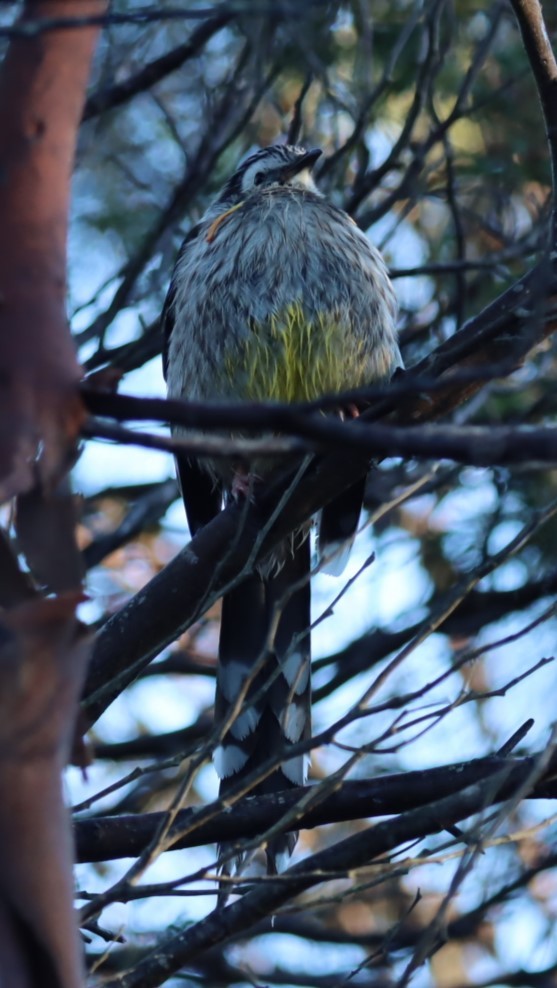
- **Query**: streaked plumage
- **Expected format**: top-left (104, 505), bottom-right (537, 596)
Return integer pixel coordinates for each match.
top-left (162, 143), bottom-right (401, 878)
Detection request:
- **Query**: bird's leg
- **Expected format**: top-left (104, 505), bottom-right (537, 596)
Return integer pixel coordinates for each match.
top-left (338, 402), bottom-right (361, 421)
top-left (231, 466), bottom-right (261, 500)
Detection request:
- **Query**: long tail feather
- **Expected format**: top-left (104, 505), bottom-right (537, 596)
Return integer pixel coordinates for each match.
top-left (215, 537), bottom-right (311, 883)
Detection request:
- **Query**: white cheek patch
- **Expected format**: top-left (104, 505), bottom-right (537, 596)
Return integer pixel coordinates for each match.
top-left (281, 651), bottom-right (310, 693)
top-left (214, 743), bottom-right (249, 779)
top-left (287, 168), bottom-right (318, 191)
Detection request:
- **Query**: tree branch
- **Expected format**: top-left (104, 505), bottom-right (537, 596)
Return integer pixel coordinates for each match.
top-left (74, 750), bottom-right (557, 864)
top-left (509, 0), bottom-right (557, 241)
top-left (98, 751), bottom-right (555, 988)
top-left (81, 254), bottom-right (557, 724)
top-left (82, 13), bottom-right (232, 120)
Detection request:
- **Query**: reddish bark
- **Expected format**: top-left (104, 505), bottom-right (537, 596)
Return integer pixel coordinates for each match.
top-left (0, 0), bottom-right (107, 502)
top-left (0, 595), bottom-right (92, 988)
top-left (0, 3), bottom-right (107, 985)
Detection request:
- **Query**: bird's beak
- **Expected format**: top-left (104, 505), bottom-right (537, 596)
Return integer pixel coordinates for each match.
top-left (280, 147), bottom-right (322, 181)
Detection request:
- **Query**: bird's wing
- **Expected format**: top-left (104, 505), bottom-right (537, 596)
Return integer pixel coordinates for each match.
top-left (318, 475), bottom-right (367, 576)
top-left (162, 223), bottom-right (222, 534)
top-left (175, 456), bottom-right (222, 536)
top-left (161, 222), bottom-right (203, 382)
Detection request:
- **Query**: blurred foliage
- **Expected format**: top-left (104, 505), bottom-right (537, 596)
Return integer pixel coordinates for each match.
top-left (32, 0), bottom-right (557, 984)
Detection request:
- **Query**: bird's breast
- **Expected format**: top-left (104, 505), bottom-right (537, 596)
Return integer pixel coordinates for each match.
top-left (168, 191), bottom-right (399, 406)
top-left (230, 302), bottom-right (368, 402)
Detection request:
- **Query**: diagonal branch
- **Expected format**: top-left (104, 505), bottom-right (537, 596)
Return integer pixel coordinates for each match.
top-left (74, 750), bottom-right (557, 863)
top-left (82, 255), bottom-right (557, 724)
top-left (82, 13), bottom-right (232, 120)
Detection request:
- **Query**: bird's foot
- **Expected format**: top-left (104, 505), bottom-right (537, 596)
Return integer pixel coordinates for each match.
top-left (231, 469), bottom-right (260, 501)
top-left (338, 402), bottom-right (361, 421)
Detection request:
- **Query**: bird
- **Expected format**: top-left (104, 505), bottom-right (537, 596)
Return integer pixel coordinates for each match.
top-left (162, 143), bottom-right (401, 878)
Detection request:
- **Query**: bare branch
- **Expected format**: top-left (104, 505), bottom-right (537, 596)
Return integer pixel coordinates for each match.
top-left (509, 0), bottom-right (557, 239)
top-left (74, 750), bottom-right (557, 864)
top-left (83, 13), bottom-right (233, 120)
top-left (97, 760), bottom-right (553, 988)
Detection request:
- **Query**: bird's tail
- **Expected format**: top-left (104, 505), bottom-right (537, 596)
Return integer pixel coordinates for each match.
top-left (318, 475), bottom-right (366, 575)
top-left (214, 537), bottom-right (311, 881)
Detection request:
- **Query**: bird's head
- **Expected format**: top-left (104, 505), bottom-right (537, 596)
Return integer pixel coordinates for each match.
top-left (218, 144), bottom-right (322, 205)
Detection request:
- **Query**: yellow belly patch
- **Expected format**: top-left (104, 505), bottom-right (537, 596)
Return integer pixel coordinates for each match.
top-left (226, 302), bottom-right (367, 402)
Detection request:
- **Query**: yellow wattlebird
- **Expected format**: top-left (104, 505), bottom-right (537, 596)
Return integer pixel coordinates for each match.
top-left (162, 144), bottom-right (401, 880)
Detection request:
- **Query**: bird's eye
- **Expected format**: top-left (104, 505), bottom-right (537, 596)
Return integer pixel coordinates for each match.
top-left (253, 171), bottom-right (264, 186)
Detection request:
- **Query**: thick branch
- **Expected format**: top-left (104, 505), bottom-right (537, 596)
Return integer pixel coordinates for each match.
top-left (74, 751), bottom-right (557, 863)
top-left (82, 258), bottom-right (557, 724)
top-left (82, 13), bottom-right (232, 120)
top-left (510, 0), bottom-right (557, 237)
top-left (84, 414), bottom-right (557, 468)
top-left (0, 0), bottom-right (108, 501)
top-left (0, 5), bottom-right (104, 986)
top-left (100, 752), bottom-right (556, 988)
